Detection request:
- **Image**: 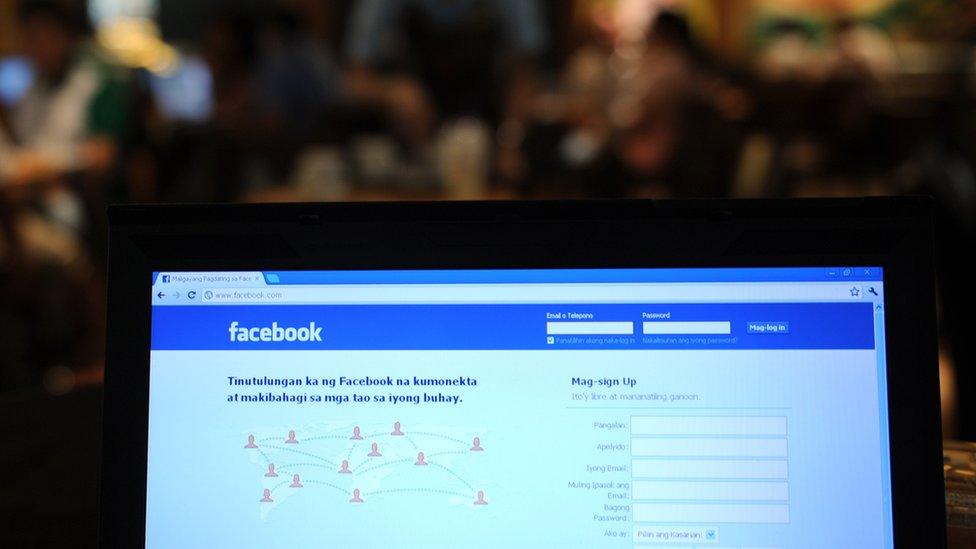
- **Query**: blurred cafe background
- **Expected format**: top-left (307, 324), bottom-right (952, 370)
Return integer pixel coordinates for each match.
top-left (1, 0), bottom-right (976, 543)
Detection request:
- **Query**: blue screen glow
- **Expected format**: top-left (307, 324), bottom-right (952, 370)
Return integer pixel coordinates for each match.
top-left (146, 268), bottom-right (892, 548)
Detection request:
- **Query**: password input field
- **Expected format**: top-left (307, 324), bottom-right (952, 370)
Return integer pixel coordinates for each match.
top-left (642, 321), bottom-right (731, 335)
top-left (633, 502), bottom-right (790, 523)
top-left (546, 321), bottom-right (634, 335)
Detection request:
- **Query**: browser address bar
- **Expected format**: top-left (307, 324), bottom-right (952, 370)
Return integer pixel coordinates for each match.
top-left (199, 283), bottom-right (864, 304)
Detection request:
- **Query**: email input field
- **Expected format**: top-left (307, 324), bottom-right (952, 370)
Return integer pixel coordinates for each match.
top-left (631, 459), bottom-right (788, 480)
top-left (545, 321), bottom-right (634, 335)
top-left (632, 480), bottom-right (789, 501)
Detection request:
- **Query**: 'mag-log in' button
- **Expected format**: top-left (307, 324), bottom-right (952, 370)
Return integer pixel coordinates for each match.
top-left (746, 321), bottom-right (790, 335)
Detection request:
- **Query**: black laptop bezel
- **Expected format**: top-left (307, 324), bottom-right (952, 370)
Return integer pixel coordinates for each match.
top-left (101, 198), bottom-right (944, 547)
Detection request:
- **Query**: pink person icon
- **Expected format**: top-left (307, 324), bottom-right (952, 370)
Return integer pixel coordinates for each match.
top-left (349, 488), bottom-right (364, 503)
top-left (474, 490), bottom-right (488, 505)
top-left (350, 426), bottom-right (363, 440)
top-left (391, 421), bottom-right (404, 436)
top-left (415, 452), bottom-right (428, 466)
top-left (244, 434), bottom-right (258, 448)
top-left (470, 437), bottom-right (484, 451)
top-left (290, 474), bottom-right (303, 488)
top-left (285, 430), bottom-right (298, 443)
top-left (264, 464), bottom-right (278, 477)
top-left (339, 460), bottom-right (352, 474)
top-left (260, 488), bottom-right (273, 502)
top-left (368, 442), bottom-right (382, 457)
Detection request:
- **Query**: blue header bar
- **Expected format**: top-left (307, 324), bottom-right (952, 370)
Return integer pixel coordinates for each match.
top-left (151, 302), bottom-right (875, 351)
top-left (255, 267), bottom-right (883, 285)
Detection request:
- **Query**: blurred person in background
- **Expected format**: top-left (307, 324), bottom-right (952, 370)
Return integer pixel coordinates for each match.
top-left (0, 190), bottom-right (102, 394)
top-left (343, 0), bottom-right (547, 148)
top-left (514, 5), bottom-right (749, 198)
top-left (255, 6), bottom-right (342, 138)
top-left (200, 11), bottom-right (260, 145)
top-left (592, 9), bottom-right (747, 198)
top-left (0, 0), bottom-right (127, 236)
top-left (195, 10), bottom-right (271, 200)
top-left (0, 1), bottom-right (109, 395)
top-left (192, 7), bottom-right (344, 201)
top-left (204, 6), bottom-right (342, 141)
top-left (742, 11), bottom-right (901, 198)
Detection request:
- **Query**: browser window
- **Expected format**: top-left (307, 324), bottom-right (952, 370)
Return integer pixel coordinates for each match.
top-left (147, 267), bottom-right (891, 548)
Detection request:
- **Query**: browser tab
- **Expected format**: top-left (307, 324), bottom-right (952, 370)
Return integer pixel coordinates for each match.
top-left (152, 272), bottom-right (266, 286)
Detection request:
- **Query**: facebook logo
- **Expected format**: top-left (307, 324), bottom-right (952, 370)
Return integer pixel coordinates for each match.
top-left (162, 275), bottom-right (171, 283)
top-left (228, 321), bottom-right (323, 342)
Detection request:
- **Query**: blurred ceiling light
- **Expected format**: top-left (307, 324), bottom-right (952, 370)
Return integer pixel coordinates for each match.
top-left (88, 0), bottom-right (180, 75)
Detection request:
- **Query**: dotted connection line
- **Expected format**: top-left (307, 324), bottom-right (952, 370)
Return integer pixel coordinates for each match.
top-left (303, 480), bottom-right (351, 495)
top-left (278, 462), bottom-right (339, 471)
top-left (264, 445), bottom-right (337, 467)
top-left (409, 431), bottom-right (468, 445)
top-left (426, 450), bottom-right (469, 459)
top-left (356, 458), bottom-right (413, 475)
top-left (252, 432), bottom-right (484, 500)
top-left (365, 488), bottom-right (471, 499)
top-left (302, 435), bottom-right (352, 442)
top-left (430, 462), bottom-right (474, 491)
top-left (352, 455), bottom-right (387, 473)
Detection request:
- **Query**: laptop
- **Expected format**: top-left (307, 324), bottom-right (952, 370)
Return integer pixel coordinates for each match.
top-left (101, 199), bottom-right (944, 548)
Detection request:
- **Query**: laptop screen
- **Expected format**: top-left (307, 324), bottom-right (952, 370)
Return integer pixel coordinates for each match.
top-left (147, 267), bottom-right (892, 548)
